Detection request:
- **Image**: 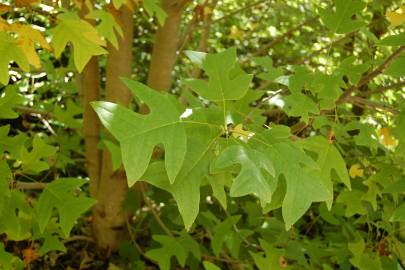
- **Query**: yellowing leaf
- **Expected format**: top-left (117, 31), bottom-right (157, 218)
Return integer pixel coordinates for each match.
top-left (8, 23), bottom-right (50, 68)
top-left (0, 32), bottom-right (29, 85)
top-left (228, 25), bottom-right (244, 40)
top-left (378, 127), bottom-right (397, 148)
top-left (386, 6), bottom-right (405, 27)
top-left (349, 164), bottom-right (363, 179)
top-left (22, 247), bottom-right (38, 265)
top-left (232, 124), bottom-right (254, 140)
top-left (51, 12), bottom-right (107, 72)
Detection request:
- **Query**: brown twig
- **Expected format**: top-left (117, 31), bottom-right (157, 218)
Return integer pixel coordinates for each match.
top-left (337, 45), bottom-right (405, 104)
top-left (365, 80), bottom-right (405, 97)
top-left (9, 180), bottom-right (47, 190)
top-left (139, 182), bottom-right (173, 237)
top-left (345, 96), bottom-right (399, 114)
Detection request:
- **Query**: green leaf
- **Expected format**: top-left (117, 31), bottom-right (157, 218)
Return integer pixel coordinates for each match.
top-left (103, 139), bottom-right (122, 171)
top-left (35, 178), bottom-right (96, 236)
top-left (384, 56), bottom-right (405, 77)
top-left (300, 136), bottom-right (351, 208)
top-left (92, 79), bottom-right (187, 185)
top-left (211, 215), bottom-right (241, 256)
top-left (0, 86), bottom-right (25, 119)
top-left (250, 239), bottom-right (287, 270)
top-left (0, 243), bottom-right (24, 270)
top-left (311, 74), bottom-right (345, 109)
top-left (86, 10), bottom-right (124, 49)
top-left (203, 261), bottom-right (221, 270)
top-left (254, 56), bottom-right (284, 82)
top-left (0, 191), bottom-right (32, 241)
top-left (336, 56), bottom-right (369, 84)
top-left (206, 173), bottom-right (229, 209)
top-left (391, 202), bottom-right (405, 222)
top-left (337, 189), bottom-right (367, 216)
top-left (283, 93), bottom-right (318, 123)
top-left (345, 122), bottom-right (379, 149)
top-left (20, 135), bottom-right (57, 174)
top-left (257, 126), bottom-right (330, 229)
top-left (215, 145), bottom-right (275, 207)
top-left (145, 235), bottom-right (188, 270)
top-left (38, 234), bottom-right (66, 256)
top-left (54, 99), bottom-right (82, 129)
top-left (51, 12), bottom-right (107, 72)
top-left (143, 0), bottom-right (167, 26)
top-left (378, 33), bottom-right (405, 46)
top-left (141, 107), bottom-right (222, 229)
top-left (184, 48), bottom-right (253, 105)
top-left (0, 32), bottom-right (29, 85)
top-left (319, 0), bottom-right (366, 34)
top-left (0, 161), bottom-right (11, 198)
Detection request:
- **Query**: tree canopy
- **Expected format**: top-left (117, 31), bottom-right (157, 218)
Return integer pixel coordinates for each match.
top-left (0, 0), bottom-right (405, 269)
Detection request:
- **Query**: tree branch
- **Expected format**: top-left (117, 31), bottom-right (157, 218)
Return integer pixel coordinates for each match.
top-left (365, 80), bottom-right (405, 97)
top-left (337, 45), bottom-right (405, 104)
top-left (9, 180), bottom-right (47, 190)
top-left (345, 96), bottom-right (399, 114)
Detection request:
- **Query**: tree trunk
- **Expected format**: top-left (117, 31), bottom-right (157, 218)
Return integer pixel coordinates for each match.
top-left (91, 4), bottom-right (134, 253)
top-left (147, 0), bottom-right (190, 91)
top-left (77, 58), bottom-right (101, 197)
top-left (76, 1), bottom-right (102, 198)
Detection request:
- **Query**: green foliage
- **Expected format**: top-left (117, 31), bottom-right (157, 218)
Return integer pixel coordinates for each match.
top-left (319, 0), bottom-right (366, 34)
top-left (35, 178), bottom-right (95, 236)
top-left (92, 79), bottom-right (187, 186)
top-left (51, 12), bottom-right (107, 72)
top-left (1, 0), bottom-right (405, 269)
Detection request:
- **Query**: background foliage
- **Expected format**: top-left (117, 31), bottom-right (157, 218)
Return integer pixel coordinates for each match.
top-left (0, 0), bottom-right (405, 269)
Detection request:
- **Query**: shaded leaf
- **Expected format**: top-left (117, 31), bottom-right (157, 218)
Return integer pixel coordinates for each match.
top-left (35, 178), bottom-right (96, 236)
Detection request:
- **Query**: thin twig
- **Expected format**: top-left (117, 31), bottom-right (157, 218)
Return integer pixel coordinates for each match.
top-left (9, 180), bottom-right (47, 190)
top-left (345, 96), bottom-right (399, 114)
top-left (139, 182), bottom-right (173, 237)
top-left (365, 81), bottom-right (405, 97)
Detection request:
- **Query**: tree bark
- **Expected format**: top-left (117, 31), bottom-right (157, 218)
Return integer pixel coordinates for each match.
top-left (91, 4), bottom-right (134, 253)
top-left (147, 0), bottom-right (190, 91)
top-left (77, 58), bottom-right (101, 197)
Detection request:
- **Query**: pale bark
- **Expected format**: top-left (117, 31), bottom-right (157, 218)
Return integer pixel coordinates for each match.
top-left (76, 0), bottom-right (102, 197)
top-left (77, 57), bottom-right (102, 197)
top-left (92, 4), bottom-right (134, 253)
top-left (147, 0), bottom-right (190, 91)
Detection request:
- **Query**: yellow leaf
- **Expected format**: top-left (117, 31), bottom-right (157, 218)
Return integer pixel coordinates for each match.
top-left (232, 124), bottom-right (254, 140)
top-left (349, 164), bottom-right (364, 179)
top-left (378, 127), bottom-right (397, 148)
top-left (8, 23), bottom-right (50, 68)
top-left (386, 5), bottom-right (405, 27)
top-left (228, 25), bottom-right (244, 40)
